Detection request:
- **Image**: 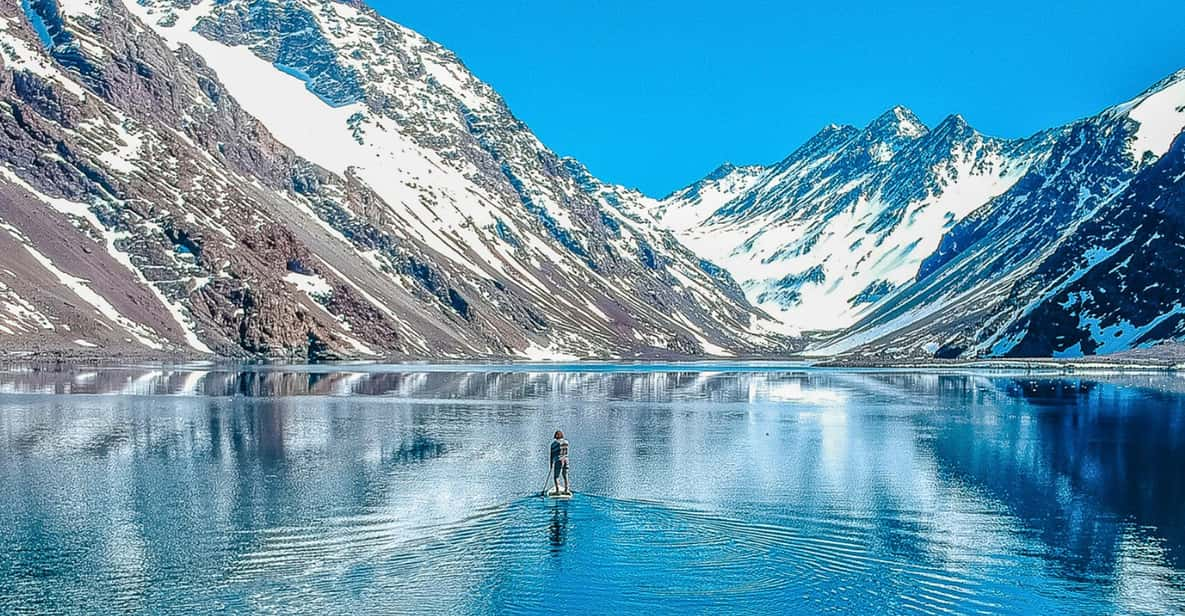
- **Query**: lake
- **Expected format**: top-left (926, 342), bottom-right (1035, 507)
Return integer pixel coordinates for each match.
top-left (0, 364), bottom-right (1183, 614)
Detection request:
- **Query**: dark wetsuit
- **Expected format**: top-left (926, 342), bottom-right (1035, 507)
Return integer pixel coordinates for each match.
top-left (550, 438), bottom-right (569, 479)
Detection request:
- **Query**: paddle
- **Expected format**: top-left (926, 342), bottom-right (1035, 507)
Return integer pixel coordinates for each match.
top-left (539, 460), bottom-right (555, 496)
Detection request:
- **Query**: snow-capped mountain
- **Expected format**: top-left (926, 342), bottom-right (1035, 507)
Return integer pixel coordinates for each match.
top-left (1002, 129), bottom-right (1185, 358)
top-left (0, 0), bottom-right (789, 359)
top-left (3, 0), bottom-right (1183, 362)
top-left (818, 70), bottom-right (1185, 359)
top-left (659, 106), bottom-right (1058, 333)
top-left (660, 70), bottom-right (1185, 359)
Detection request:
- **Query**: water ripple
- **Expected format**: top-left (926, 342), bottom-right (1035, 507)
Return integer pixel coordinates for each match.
top-left (215, 494), bottom-right (1015, 614)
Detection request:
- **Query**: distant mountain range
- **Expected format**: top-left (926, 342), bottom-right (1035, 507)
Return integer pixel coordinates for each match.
top-left (0, 0), bottom-right (1181, 360)
top-left (658, 71), bottom-right (1185, 360)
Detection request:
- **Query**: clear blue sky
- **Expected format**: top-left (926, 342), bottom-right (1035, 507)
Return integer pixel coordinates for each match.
top-left (373, 0), bottom-right (1185, 197)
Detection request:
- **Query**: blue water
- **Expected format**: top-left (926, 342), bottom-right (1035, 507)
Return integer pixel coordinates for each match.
top-left (0, 365), bottom-right (1183, 614)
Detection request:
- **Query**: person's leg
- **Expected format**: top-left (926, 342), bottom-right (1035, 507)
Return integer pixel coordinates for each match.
top-left (562, 465), bottom-right (569, 493)
top-left (553, 463), bottom-right (560, 494)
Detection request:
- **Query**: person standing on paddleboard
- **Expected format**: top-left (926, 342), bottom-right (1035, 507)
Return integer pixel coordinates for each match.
top-left (550, 430), bottom-right (570, 494)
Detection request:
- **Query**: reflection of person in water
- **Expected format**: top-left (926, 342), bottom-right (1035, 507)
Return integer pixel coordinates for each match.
top-left (548, 501), bottom-right (569, 555)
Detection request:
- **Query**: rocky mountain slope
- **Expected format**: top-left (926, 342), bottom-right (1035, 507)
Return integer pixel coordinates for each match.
top-left (3, 0), bottom-right (1182, 362)
top-left (0, 0), bottom-right (789, 359)
top-left (660, 72), bottom-right (1185, 359)
top-left (817, 70), bottom-right (1185, 359)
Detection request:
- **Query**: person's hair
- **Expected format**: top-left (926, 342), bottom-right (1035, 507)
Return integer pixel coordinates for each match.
top-left (554, 430), bottom-right (564, 439)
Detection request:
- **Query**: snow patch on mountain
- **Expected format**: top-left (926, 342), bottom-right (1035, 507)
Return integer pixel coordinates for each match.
top-left (56, 0), bottom-right (100, 19)
top-left (816, 69), bottom-right (1185, 359)
top-left (0, 166), bottom-right (213, 353)
top-left (285, 271), bottom-right (333, 297)
top-left (123, 0), bottom-right (541, 281)
top-left (1122, 71), bottom-right (1185, 162)
top-left (886, 105), bottom-right (927, 138)
top-left (94, 120), bottom-right (143, 174)
top-left (520, 341), bottom-right (580, 362)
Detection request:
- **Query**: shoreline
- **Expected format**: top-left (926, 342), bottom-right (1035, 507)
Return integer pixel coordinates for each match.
top-left (812, 358), bottom-right (1183, 374)
top-left (0, 350), bottom-right (1180, 374)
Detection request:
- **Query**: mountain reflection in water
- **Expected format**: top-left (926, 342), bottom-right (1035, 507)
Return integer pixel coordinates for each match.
top-left (0, 364), bottom-right (1182, 614)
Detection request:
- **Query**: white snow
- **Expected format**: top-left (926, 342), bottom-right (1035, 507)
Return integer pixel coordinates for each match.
top-left (311, 258), bottom-right (433, 354)
top-left (869, 142), bottom-right (895, 163)
top-left (0, 279), bottom-right (55, 334)
top-left (327, 1), bottom-right (360, 20)
top-left (338, 334), bottom-right (377, 357)
top-left (520, 342), bottom-right (579, 362)
top-left (423, 57), bottom-right (488, 112)
top-left (806, 297), bottom-right (949, 357)
top-left (746, 314), bottom-right (802, 337)
top-left (697, 338), bottom-right (735, 357)
top-left (72, 339), bottom-right (98, 348)
top-left (97, 122), bottom-right (143, 174)
top-left (285, 271), bottom-right (333, 296)
top-left (1122, 74), bottom-right (1185, 162)
top-left (986, 235), bottom-right (1138, 357)
top-left (1080, 304), bottom-right (1185, 356)
top-left (56, 0), bottom-right (100, 18)
top-left (114, 0), bottom-right (782, 358)
top-left (152, 282), bottom-right (214, 354)
top-left (892, 107), bottom-right (927, 138)
top-left (1051, 341), bottom-right (1083, 359)
top-left (121, 0), bottom-right (516, 281)
top-left (283, 271), bottom-right (379, 357)
top-left (658, 165), bottom-right (766, 232)
top-left (669, 310), bottom-right (736, 357)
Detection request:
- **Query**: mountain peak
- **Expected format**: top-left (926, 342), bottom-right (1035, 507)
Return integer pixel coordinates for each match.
top-left (867, 105), bottom-right (928, 140)
top-left (860, 106), bottom-right (928, 163)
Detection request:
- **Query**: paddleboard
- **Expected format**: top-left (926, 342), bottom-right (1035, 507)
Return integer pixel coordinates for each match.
top-left (543, 490), bottom-right (573, 499)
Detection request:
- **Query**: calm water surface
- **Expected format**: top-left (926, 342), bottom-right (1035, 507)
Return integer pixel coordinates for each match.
top-left (0, 364), bottom-right (1183, 614)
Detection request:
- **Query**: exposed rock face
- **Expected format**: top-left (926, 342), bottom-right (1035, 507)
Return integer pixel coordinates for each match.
top-left (0, 0), bottom-right (790, 359)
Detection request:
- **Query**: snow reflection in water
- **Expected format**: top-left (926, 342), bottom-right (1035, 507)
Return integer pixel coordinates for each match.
top-left (0, 366), bottom-right (1182, 614)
